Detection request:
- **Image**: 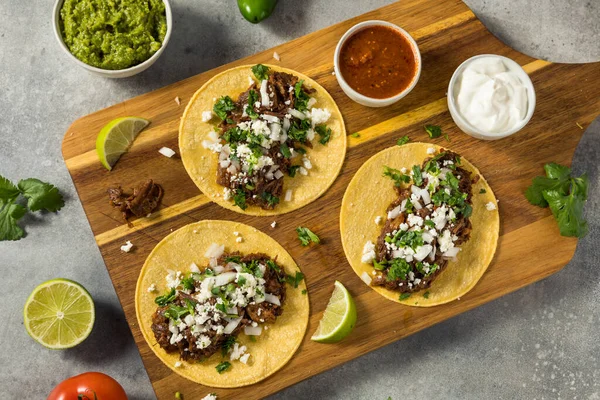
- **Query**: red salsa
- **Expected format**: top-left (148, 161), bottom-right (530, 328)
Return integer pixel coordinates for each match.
top-left (339, 25), bottom-right (418, 99)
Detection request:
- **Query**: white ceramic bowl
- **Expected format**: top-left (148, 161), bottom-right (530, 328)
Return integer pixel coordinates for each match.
top-left (447, 54), bottom-right (536, 140)
top-left (333, 20), bottom-right (422, 108)
top-left (52, 0), bottom-right (172, 78)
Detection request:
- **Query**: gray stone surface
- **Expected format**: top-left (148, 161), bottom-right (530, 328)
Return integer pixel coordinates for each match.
top-left (0, 0), bottom-right (598, 398)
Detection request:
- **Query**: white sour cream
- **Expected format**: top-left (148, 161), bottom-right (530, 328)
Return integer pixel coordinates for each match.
top-left (455, 57), bottom-right (528, 134)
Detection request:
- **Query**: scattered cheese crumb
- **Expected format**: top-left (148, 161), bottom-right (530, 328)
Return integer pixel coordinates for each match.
top-left (233, 231), bottom-right (240, 236)
top-left (174, 96), bottom-right (181, 106)
top-left (374, 216), bottom-right (382, 225)
top-left (159, 147), bottom-right (176, 158)
top-left (239, 353), bottom-right (251, 364)
top-left (271, 221), bottom-right (277, 228)
top-left (273, 51), bottom-right (280, 61)
top-left (120, 240), bottom-right (134, 253)
top-left (201, 395), bottom-right (217, 400)
top-left (248, 76), bottom-right (254, 86)
top-left (427, 147), bottom-right (436, 154)
top-left (485, 202), bottom-right (497, 211)
top-left (174, 361), bottom-right (182, 368)
top-left (331, 71), bottom-right (336, 76)
top-left (202, 111), bottom-right (213, 122)
top-left (236, 237), bottom-right (243, 243)
top-left (147, 283), bottom-right (156, 293)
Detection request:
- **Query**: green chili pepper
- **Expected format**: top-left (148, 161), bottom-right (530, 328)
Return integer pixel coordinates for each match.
top-left (237, 0), bottom-right (279, 24)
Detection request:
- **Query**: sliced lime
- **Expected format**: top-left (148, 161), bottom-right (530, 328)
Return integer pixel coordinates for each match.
top-left (23, 278), bottom-right (95, 349)
top-left (96, 116), bottom-right (149, 170)
top-left (311, 280), bottom-right (357, 343)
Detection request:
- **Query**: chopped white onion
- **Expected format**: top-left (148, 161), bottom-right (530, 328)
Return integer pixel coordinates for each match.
top-left (274, 170), bottom-right (284, 179)
top-left (266, 171), bottom-right (274, 180)
top-left (219, 159), bottom-right (231, 168)
top-left (214, 272), bottom-right (237, 287)
top-left (429, 245), bottom-right (437, 261)
top-left (284, 189), bottom-right (292, 202)
top-left (224, 318), bottom-right (242, 334)
top-left (204, 243), bottom-right (225, 259)
top-left (213, 265), bottom-right (225, 275)
top-left (262, 114), bottom-right (280, 124)
top-left (159, 147), bottom-right (176, 158)
top-left (411, 185), bottom-right (420, 196)
top-left (270, 123), bottom-right (281, 140)
top-left (273, 51), bottom-right (280, 61)
top-left (226, 307), bottom-right (238, 315)
top-left (189, 262), bottom-right (200, 273)
top-left (420, 188), bottom-right (431, 205)
top-left (227, 164), bottom-right (238, 174)
top-left (443, 247), bottom-right (461, 259)
top-left (360, 271), bottom-right (372, 285)
top-left (307, 97), bottom-right (317, 109)
top-left (422, 232), bottom-right (434, 243)
top-left (413, 200), bottom-right (423, 210)
top-left (282, 118), bottom-right (290, 133)
top-left (209, 258), bottom-right (218, 268)
top-left (414, 245), bottom-right (433, 262)
top-left (264, 293), bottom-right (281, 306)
top-left (388, 205), bottom-right (402, 220)
top-left (208, 131), bottom-right (219, 142)
top-left (244, 325), bottom-right (263, 336)
top-left (260, 80), bottom-right (270, 106)
top-left (280, 132), bottom-right (288, 143)
top-left (288, 108), bottom-right (306, 120)
top-left (306, 128), bottom-right (315, 141)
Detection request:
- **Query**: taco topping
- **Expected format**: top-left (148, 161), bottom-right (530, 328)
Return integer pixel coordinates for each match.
top-left (151, 246), bottom-right (304, 366)
top-left (201, 64), bottom-right (334, 211)
top-left (362, 150), bottom-right (477, 296)
top-left (107, 179), bottom-right (163, 223)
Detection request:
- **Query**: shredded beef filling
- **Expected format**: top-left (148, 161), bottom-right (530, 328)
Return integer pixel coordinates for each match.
top-left (108, 179), bottom-right (163, 224)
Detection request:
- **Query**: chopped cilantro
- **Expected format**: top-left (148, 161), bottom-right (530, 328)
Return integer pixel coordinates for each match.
top-left (396, 136), bottom-right (410, 146)
top-left (288, 165), bottom-right (301, 177)
top-left (225, 256), bottom-right (241, 263)
top-left (424, 124), bottom-right (442, 139)
top-left (164, 303), bottom-right (193, 320)
top-left (526, 162), bottom-right (588, 237)
top-left (294, 80), bottom-right (311, 111)
top-left (211, 287), bottom-right (222, 295)
top-left (246, 90), bottom-right (259, 119)
top-left (383, 166), bottom-right (410, 187)
top-left (0, 176), bottom-right (64, 241)
top-left (232, 188), bottom-right (247, 210)
top-left (249, 335), bottom-right (257, 342)
top-left (444, 132), bottom-right (451, 142)
top-left (155, 288), bottom-right (177, 306)
top-left (373, 259), bottom-right (387, 271)
top-left (386, 258), bottom-right (411, 281)
top-left (221, 336), bottom-right (237, 357)
top-left (213, 96), bottom-right (236, 120)
top-left (288, 119), bottom-right (311, 142)
top-left (266, 259), bottom-right (282, 274)
top-left (315, 124), bottom-right (332, 145)
top-left (261, 192), bottom-right (280, 207)
top-left (286, 271), bottom-right (305, 288)
top-left (280, 143), bottom-right (292, 158)
top-left (424, 219), bottom-right (435, 228)
top-left (302, 289), bottom-right (307, 295)
top-left (181, 276), bottom-right (195, 291)
top-left (351, 133), bottom-right (360, 138)
top-left (412, 165), bottom-right (423, 186)
top-left (251, 64), bottom-right (270, 80)
top-left (216, 361), bottom-right (231, 374)
top-left (423, 291), bottom-right (430, 299)
top-left (296, 147), bottom-right (307, 155)
top-left (479, 188), bottom-right (487, 194)
top-left (399, 292), bottom-right (411, 300)
top-left (296, 226), bottom-right (320, 246)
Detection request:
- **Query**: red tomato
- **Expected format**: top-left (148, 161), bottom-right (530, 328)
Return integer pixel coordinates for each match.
top-left (47, 372), bottom-right (128, 400)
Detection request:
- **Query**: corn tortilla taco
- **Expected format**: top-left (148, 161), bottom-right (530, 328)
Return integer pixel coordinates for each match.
top-left (179, 64), bottom-right (346, 216)
top-left (340, 143), bottom-right (499, 306)
top-left (135, 220), bottom-right (309, 387)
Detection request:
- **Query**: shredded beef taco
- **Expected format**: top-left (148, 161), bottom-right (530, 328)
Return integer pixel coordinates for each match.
top-left (340, 143), bottom-right (499, 306)
top-left (179, 64), bottom-right (346, 216)
top-left (135, 220), bottom-right (309, 387)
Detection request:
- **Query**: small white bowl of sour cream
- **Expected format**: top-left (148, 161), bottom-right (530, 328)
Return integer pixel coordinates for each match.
top-left (447, 54), bottom-right (536, 140)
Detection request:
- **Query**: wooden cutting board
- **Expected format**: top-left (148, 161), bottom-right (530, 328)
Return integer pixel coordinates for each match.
top-left (62, 0), bottom-right (600, 398)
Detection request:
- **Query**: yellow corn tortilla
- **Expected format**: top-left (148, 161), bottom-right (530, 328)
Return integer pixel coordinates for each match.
top-left (135, 220), bottom-right (309, 387)
top-left (179, 64), bottom-right (347, 216)
top-left (340, 143), bottom-right (499, 306)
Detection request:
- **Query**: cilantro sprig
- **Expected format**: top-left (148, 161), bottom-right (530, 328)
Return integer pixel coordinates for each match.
top-left (251, 64), bottom-right (270, 81)
top-left (424, 124), bottom-right (442, 138)
top-left (213, 96), bottom-right (237, 120)
top-left (383, 166), bottom-right (410, 187)
top-left (216, 361), bottom-right (231, 374)
top-left (296, 226), bottom-right (320, 246)
top-left (0, 176), bottom-right (64, 241)
top-left (525, 163), bottom-right (588, 238)
top-left (396, 136), bottom-right (410, 146)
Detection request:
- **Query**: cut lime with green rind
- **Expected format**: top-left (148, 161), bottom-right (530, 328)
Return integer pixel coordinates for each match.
top-left (23, 278), bottom-right (95, 349)
top-left (96, 116), bottom-right (150, 170)
top-left (311, 280), bottom-right (357, 343)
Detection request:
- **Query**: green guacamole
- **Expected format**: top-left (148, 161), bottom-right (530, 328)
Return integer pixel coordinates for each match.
top-left (60, 0), bottom-right (167, 70)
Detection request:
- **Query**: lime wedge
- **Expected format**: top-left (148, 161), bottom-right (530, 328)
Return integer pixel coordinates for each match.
top-left (311, 280), bottom-right (357, 343)
top-left (96, 116), bottom-right (149, 170)
top-left (23, 278), bottom-right (95, 349)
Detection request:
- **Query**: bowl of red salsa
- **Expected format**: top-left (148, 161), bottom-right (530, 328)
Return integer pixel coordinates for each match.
top-left (334, 20), bottom-right (421, 107)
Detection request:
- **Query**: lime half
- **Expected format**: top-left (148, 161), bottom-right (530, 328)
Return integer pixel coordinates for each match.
top-left (23, 278), bottom-right (95, 349)
top-left (311, 280), bottom-right (357, 343)
top-left (96, 116), bottom-right (149, 170)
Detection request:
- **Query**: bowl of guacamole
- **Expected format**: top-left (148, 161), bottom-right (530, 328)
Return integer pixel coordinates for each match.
top-left (53, 0), bottom-right (172, 78)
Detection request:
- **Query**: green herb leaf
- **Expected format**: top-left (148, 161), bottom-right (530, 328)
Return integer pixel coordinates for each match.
top-left (261, 192), bottom-right (280, 207)
top-left (396, 136), bottom-right (410, 146)
top-left (216, 361), bottom-right (231, 374)
top-left (387, 258), bottom-right (412, 281)
top-left (251, 64), bottom-right (270, 80)
top-left (246, 90), bottom-right (259, 119)
top-left (0, 202), bottom-right (26, 241)
top-left (233, 188), bottom-right (247, 210)
top-left (213, 96), bottom-right (237, 120)
top-left (383, 166), bottom-right (410, 187)
top-left (315, 124), bottom-right (332, 145)
top-left (301, 289), bottom-right (307, 295)
top-left (287, 119), bottom-right (311, 142)
top-left (285, 271), bottom-right (305, 288)
top-left (399, 292), bottom-right (411, 300)
top-left (412, 165), bottom-right (423, 186)
top-left (181, 276), bottom-right (195, 291)
top-left (288, 165), bottom-right (301, 177)
top-left (164, 304), bottom-right (191, 320)
top-left (294, 80), bottom-right (311, 112)
top-left (237, 275), bottom-right (247, 286)
top-left (479, 188), bottom-right (487, 194)
top-left (221, 336), bottom-right (237, 357)
top-left (424, 124), bottom-right (442, 138)
top-left (280, 143), bottom-right (292, 158)
top-left (542, 174), bottom-right (588, 237)
top-left (0, 176), bottom-right (20, 203)
top-left (296, 226), bottom-right (320, 246)
top-left (351, 133), bottom-right (360, 138)
top-left (155, 288), bottom-right (177, 306)
top-left (525, 163), bottom-right (572, 207)
top-left (16, 178), bottom-right (64, 212)
top-left (423, 291), bottom-right (430, 299)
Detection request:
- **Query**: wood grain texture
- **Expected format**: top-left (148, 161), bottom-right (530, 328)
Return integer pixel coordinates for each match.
top-left (61, 0), bottom-right (600, 398)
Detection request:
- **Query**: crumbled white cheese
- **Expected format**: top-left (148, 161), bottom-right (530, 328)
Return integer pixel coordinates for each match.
top-left (361, 241), bottom-right (376, 264)
top-left (201, 394), bottom-right (218, 400)
top-left (233, 231), bottom-right (240, 236)
top-left (147, 283), bottom-right (156, 293)
top-left (271, 221), bottom-right (277, 228)
top-left (309, 108), bottom-right (331, 126)
top-left (236, 237), bottom-right (243, 243)
top-left (174, 361), bottom-right (182, 368)
top-left (427, 147), bottom-right (436, 154)
top-left (159, 147), bottom-right (176, 158)
top-left (374, 216), bottom-right (382, 225)
top-left (223, 188), bottom-right (231, 200)
top-left (201, 111), bottom-right (213, 122)
top-left (486, 202), bottom-right (497, 211)
top-left (120, 240), bottom-right (134, 253)
top-left (166, 270), bottom-right (182, 289)
top-left (230, 342), bottom-right (248, 361)
top-left (239, 353), bottom-right (251, 364)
